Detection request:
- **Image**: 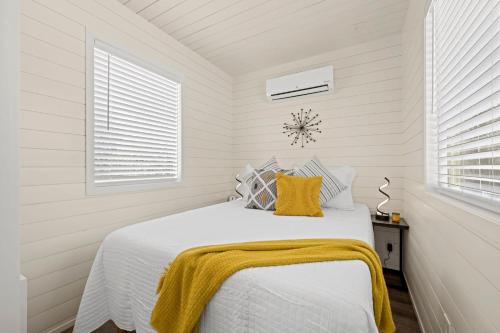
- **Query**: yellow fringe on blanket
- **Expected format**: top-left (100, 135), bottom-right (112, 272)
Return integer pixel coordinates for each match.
top-left (151, 239), bottom-right (395, 333)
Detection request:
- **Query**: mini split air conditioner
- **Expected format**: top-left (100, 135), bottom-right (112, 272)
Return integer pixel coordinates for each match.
top-left (266, 65), bottom-right (334, 101)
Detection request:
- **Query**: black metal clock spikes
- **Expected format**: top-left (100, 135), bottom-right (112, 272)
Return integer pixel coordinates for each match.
top-left (282, 108), bottom-right (322, 148)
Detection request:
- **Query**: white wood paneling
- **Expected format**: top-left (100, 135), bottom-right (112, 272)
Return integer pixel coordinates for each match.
top-left (0, 0), bottom-right (22, 331)
top-left (232, 34), bottom-right (404, 215)
top-left (19, 0), bottom-right (233, 332)
top-left (124, 0), bottom-right (409, 74)
top-left (19, 1), bottom-right (500, 332)
top-left (401, 1), bottom-right (500, 332)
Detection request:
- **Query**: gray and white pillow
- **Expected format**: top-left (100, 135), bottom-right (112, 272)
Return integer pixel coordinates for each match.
top-left (245, 168), bottom-right (293, 210)
top-left (235, 156), bottom-right (282, 199)
top-left (245, 169), bottom-right (279, 210)
top-left (295, 157), bottom-right (346, 205)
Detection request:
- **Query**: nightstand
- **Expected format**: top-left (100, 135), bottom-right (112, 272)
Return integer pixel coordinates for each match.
top-left (371, 215), bottom-right (409, 290)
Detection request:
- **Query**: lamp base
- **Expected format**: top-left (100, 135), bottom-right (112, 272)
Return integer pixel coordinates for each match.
top-left (375, 213), bottom-right (390, 221)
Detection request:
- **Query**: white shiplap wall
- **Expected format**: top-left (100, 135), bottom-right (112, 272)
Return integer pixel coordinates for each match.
top-left (19, 0), bottom-right (233, 332)
top-left (401, 1), bottom-right (500, 332)
top-left (232, 34), bottom-right (404, 214)
top-left (20, 0), bottom-right (500, 332)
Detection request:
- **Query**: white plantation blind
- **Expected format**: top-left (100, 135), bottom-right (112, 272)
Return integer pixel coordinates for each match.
top-left (88, 41), bottom-right (181, 190)
top-left (425, 0), bottom-right (500, 212)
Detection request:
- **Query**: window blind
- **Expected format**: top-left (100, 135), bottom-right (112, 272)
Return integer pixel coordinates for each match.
top-left (91, 42), bottom-right (181, 188)
top-left (426, 0), bottom-right (499, 211)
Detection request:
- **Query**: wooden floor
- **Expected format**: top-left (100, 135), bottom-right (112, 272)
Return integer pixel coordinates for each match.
top-left (385, 270), bottom-right (421, 333)
top-left (66, 271), bottom-right (420, 333)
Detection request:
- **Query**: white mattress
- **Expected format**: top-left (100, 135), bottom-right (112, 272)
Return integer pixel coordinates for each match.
top-left (74, 200), bottom-right (378, 333)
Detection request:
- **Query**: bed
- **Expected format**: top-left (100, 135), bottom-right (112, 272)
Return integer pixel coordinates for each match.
top-left (74, 200), bottom-right (378, 333)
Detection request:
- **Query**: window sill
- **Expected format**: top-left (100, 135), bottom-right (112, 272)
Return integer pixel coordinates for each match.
top-left (425, 185), bottom-right (500, 224)
top-left (86, 178), bottom-right (182, 196)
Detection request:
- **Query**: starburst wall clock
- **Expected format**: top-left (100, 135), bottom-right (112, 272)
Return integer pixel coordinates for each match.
top-left (282, 108), bottom-right (322, 148)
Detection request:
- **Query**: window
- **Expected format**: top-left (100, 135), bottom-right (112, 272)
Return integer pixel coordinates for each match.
top-left (425, 0), bottom-right (499, 213)
top-left (86, 39), bottom-right (182, 193)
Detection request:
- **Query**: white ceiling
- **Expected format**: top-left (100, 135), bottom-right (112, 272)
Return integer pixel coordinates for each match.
top-left (120, 0), bottom-right (408, 75)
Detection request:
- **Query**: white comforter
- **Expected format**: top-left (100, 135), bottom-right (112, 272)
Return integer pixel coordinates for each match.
top-left (74, 200), bottom-right (377, 333)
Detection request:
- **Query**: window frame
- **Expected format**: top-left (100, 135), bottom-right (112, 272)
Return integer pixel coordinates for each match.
top-left (85, 34), bottom-right (183, 195)
top-left (424, 0), bottom-right (500, 215)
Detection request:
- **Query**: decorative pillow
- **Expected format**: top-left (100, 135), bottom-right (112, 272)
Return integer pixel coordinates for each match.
top-left (325, 166), bottom-right (356, 210)
top-left (259, 156), bottom-right (281, 172)
top-left (295, 157), bottom-right (346, 206)
top-left (235, 164), bottom-right (254, 198)
top-left (274, 173), bottom-right (323, 217)
top-left (245, 169), bottom-right (280, 210)
top-left (245, 165), bottom-right (294, 210)
top-left (235, 157), bottom-right (281, 199)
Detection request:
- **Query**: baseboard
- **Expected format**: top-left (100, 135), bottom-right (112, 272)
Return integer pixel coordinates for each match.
top-left (20, 275), bottom-right (27, 333)
top-left (404, 272), bottom-right (426, 333)
top-left (42, 317), bottom-right (75, 333)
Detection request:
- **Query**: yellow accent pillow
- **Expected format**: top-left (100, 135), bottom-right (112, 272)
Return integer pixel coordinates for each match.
top-left (274, 173), bottom-right (324, 217)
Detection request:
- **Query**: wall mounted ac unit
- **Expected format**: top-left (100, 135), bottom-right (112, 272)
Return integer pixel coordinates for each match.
top-left (266, 65), bottom-right (333, 101)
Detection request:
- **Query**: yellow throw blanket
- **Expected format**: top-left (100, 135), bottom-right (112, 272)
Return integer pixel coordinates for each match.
top-left (151, 239), bottom-right (395, 333)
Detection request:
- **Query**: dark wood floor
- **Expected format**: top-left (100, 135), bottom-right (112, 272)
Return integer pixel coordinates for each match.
top-left (66, 271), bottom-right (420, 333)
top-left (385, 270), bottom-right (421, 333)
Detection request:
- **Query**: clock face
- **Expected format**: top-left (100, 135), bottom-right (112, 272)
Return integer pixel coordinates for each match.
top-left (282, 108), bottom-right (322, 148)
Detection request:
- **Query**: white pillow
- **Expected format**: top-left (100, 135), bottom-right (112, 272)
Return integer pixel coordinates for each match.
top-left (324, 166), bottom-right (356, 210)
top-left (235, 164), bottom-right (254, 198)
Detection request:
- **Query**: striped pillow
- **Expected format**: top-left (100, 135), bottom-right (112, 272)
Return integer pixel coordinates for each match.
top-left (241, 157), bottom-right (280, 181)
top-left (296, 157), bottom-right (346, 205)
top-left (259, 156), bottom-right (281, 172)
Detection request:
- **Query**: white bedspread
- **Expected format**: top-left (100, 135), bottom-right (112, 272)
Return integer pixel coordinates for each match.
top-left (74, 200), bottom-right (377, 333)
